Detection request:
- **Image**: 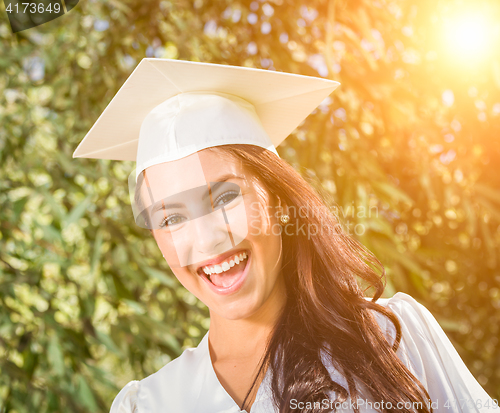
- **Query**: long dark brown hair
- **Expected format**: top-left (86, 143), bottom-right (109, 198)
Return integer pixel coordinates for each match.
top-left (206, 144), bottom-right (432, 413)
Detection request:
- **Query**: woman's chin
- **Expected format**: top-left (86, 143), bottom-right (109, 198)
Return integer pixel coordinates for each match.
top-left (209, 295), bottom-right (262, 321)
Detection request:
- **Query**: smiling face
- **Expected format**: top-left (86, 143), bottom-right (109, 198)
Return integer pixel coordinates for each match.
top-left (142, 149), bottom-right (286, 321)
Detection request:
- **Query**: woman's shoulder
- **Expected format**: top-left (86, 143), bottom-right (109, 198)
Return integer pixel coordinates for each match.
top-left (109, 334), bottom-right (210, 413)
top-left (367, 292), bottom-right (496, 409)
top-left (364, 292), bottom-right (426, 345)
top-left (366, 291), bottom-right (460, 367)
top-left (367, 290), bottom-right (427, 316)
top-left (110, 380), bottom-right (140, 413)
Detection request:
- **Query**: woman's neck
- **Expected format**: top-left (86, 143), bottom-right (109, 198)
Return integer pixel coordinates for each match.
top-left (208, 276), bottom-right (286, 361)
top-left (206, 274), bottom-right (286, 411)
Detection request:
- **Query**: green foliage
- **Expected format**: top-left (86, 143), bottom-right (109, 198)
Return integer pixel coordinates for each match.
top-left (1, 0), bottom-right (499, 410)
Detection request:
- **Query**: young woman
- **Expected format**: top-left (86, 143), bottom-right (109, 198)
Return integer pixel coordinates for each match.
top-left (73, 59), bottom-right (496, 413)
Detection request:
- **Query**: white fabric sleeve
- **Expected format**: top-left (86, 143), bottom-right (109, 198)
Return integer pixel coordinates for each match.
top-left (109, 380), bottom-right (140, 413)
top-left (381, 292), bottom-right (498, 412)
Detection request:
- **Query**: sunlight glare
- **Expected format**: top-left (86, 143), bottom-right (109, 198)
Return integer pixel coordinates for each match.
top-left (443, 12), bottom-right (495, 62)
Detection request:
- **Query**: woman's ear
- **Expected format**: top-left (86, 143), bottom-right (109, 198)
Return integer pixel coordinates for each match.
top-left (275, 195), bottom-right (290, 219)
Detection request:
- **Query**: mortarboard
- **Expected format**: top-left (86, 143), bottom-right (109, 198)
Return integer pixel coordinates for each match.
top-left (72, 58), bottom-right (340, 179)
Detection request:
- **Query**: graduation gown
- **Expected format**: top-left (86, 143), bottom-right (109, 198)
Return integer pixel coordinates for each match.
top-left (109, 293), bottom-right (497, 413)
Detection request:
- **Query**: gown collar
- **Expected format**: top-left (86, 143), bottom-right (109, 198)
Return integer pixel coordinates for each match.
top-left (136, 331), bottom-right (273, 413)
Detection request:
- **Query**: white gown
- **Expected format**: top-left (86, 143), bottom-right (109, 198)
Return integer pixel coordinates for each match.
top-left (109, 293), bottom-right (497, 413)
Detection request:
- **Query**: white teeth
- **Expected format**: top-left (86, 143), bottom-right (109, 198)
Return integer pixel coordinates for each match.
top-left (201, 252), bottom-right (248, 275)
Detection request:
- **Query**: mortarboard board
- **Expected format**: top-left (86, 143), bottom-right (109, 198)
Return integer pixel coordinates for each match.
top-left (72, 58), bottom-right (340, 179)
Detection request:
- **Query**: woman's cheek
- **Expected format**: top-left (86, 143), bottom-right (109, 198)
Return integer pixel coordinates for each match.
top-left (245, 199), bottom-right (274, 239)
top-left (171, 267), bottom-right (197, 289)
top-left (152, 230), bottom-right (180, 267)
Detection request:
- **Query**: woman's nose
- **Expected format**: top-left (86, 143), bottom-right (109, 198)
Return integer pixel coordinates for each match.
top-left (191, 210), bottom-right (231, 255)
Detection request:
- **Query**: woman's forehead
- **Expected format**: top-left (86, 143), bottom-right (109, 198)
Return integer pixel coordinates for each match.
top-left (141, 150), bottom-right (245, 202)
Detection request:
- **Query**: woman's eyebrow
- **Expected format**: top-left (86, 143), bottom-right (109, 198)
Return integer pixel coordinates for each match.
top-left (212, 173), bottom-right (245, 183)
top-left (202, 174), bottom-right (245, 200)
top-left (151, 201), bottom-right (185, 213)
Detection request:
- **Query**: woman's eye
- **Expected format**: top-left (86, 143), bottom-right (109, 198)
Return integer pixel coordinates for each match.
top-left (160, 214), bottom-right (187, 228)
top-left (213, 191), bottom-right (239, 208)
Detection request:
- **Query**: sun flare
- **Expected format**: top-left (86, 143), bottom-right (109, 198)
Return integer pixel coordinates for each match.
top-left (442, 10), bottom-right (497, 62)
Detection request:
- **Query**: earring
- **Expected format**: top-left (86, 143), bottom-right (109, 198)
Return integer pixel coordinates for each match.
top-left (280, 214), bottom-right (290, 225)
top-left (276, 196), bottom-right (289, 225)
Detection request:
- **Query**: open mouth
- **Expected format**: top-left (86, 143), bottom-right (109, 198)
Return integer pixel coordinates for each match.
top-left (197, 250), bottom-right (250, 289)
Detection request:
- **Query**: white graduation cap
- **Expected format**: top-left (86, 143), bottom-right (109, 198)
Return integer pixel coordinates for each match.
top-left (72, 58), bottom-right (340, 180)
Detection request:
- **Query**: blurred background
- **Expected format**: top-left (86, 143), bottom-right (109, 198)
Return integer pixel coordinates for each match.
top-left (1, 0), bottom-right (500, 410)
